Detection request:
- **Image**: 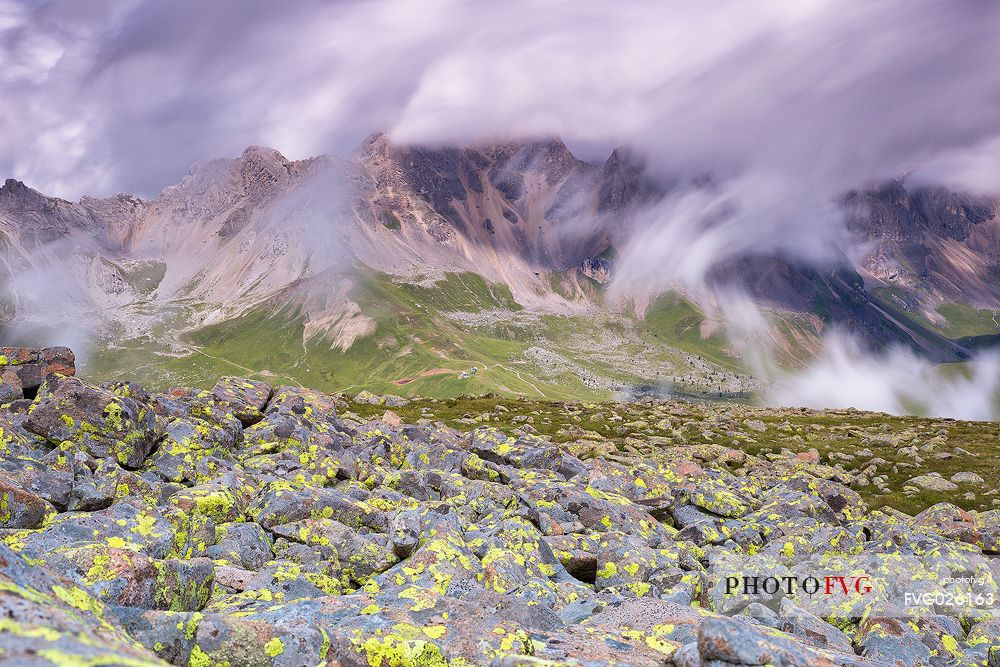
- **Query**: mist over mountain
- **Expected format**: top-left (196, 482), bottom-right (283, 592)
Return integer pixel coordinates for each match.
top-left (1, 133), bottom-right (998, 417)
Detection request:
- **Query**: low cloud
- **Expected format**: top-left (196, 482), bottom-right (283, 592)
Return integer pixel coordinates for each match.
top-left (0, 239), bottom-right (96, 363)
top-left (764, 331), bottom-right (1000, 421)
top-left (699, 291), bottom-right (1000, 421)
top-left (608, 174), bottom-right (851, 300)
top-left (4, 0), bottom-right (1000, 205)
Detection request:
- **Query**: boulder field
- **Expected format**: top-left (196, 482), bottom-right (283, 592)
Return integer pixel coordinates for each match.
top-left (0, 349), bottom-right (998, 666)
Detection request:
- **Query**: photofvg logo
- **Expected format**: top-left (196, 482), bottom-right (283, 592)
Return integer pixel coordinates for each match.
top-left (711, 566), bottom-right (886, 619)
top-left (725, 575), bottom-right (872, 597)
top-left (713, 554), bottom-right (999, 620)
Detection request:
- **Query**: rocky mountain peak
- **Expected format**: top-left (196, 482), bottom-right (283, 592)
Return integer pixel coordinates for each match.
top-left (232, 145), bottom-right (296, 200)
top-left (237, 145), bottom-right (293, 182)
top-left (0, 179), bottom-right (51, 212)
top-left (240, 144), bottom-right (288, 161)
top-left (151, 145), bottom-right (301, 223)
top-left (358, 131), bottom-right (391, 158)
top-left (598, 146), bottom-right (661, 214)
top-left (3, 136), bottom-right (999, 373)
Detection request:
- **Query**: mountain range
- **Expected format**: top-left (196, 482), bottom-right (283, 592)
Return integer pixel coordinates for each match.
top-left (1, 134), bottom-right (998, 400)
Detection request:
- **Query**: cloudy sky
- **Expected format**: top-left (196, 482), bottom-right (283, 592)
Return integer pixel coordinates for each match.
top-left (3, 0), bottom-right (1000, 202)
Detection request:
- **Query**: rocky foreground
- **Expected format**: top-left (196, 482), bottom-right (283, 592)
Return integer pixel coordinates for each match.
top-left (1, 348), bottom-right (999, 666)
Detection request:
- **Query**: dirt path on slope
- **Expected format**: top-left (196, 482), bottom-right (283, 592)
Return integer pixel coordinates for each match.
top-left (392, 367), bottom-right (457, 386)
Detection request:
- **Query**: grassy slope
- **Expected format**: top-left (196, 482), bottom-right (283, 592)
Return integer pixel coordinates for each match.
top-left (85, 271), bottom-right (611, 399)
top-left (76, 276), bottom-right (837, 401)
top-left (76, 271), bottom-right (1000, 412)
top-left (85, 265), bottom-right (759, 399)
top-left (870, 288), bottom-right (999, 342)
top-left (641, 292), bottom-right (741, 371)
top-left (639, 290), bottom-right (820, 374)
top-left (935, 303), bottom-right (999, 338)
top-left (180, 272), bottom-right (561, 398)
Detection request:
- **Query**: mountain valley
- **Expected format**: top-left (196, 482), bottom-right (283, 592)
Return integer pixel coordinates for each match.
top-left (1, 136), bottom-right (998, 406)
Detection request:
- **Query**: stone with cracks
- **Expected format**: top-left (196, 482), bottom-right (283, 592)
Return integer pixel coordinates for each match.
top-left (25, 375), bottom-right (159, 468)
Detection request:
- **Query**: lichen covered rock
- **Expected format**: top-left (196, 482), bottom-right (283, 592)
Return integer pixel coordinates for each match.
top-left (1, 364), bottom-right (999, 666)
top-left (25, 375), bottom-right (159, 467)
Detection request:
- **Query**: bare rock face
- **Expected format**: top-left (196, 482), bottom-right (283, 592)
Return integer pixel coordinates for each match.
top-left (846, 181), bottom-right (1000, 306)
top-left (597, 146), bottom-right (662, 214)
top-left (581, 256), bottom-right (612, 284)
top-left (356, 132), bottom-right (613, 269)
top-left (0, 178), bottom-right (132, 249)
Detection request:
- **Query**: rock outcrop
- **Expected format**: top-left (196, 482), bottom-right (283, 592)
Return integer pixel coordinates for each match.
top-left (0, 345), bottom-right (75, 402)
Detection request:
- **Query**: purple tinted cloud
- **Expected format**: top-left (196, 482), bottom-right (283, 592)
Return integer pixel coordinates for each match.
top-left (2, 0), bottom-right (999, 203)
